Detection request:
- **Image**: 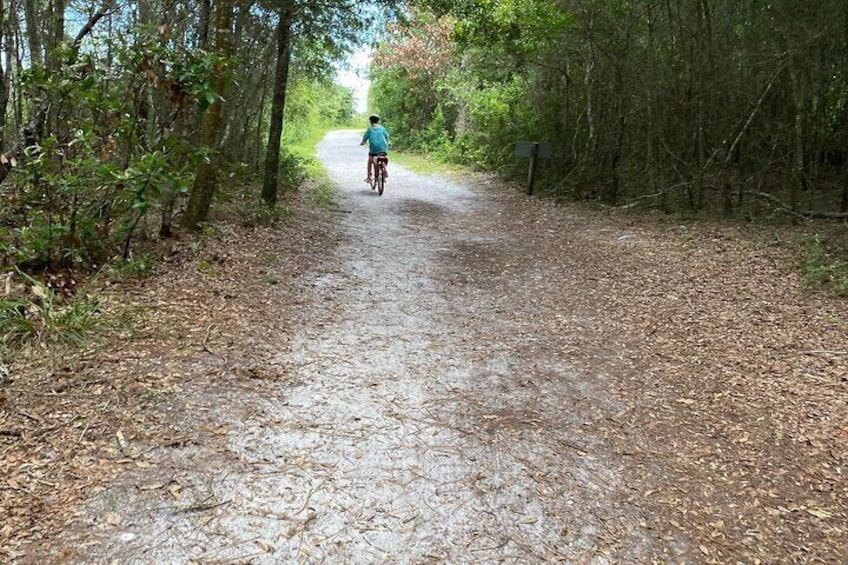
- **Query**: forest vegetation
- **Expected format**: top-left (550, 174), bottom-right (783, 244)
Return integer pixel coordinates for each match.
top-left (0, 0), bottom-right (846, 358)
top-left (369, 0), bottom-right (848, 295)
top-left (374, 1), bottom-right (848, 221)
top-left (0, 0), bottom-right (381, 356)
top-left (1, 3), bottom-right (846, 561)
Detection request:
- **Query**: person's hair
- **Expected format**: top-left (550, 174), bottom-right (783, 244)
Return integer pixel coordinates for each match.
top-left (369, 114), bottom-right (380, 124)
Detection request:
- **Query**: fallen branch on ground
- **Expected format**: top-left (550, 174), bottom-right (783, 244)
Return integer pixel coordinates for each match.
top-left (745, 191), bottom-right (848, 219)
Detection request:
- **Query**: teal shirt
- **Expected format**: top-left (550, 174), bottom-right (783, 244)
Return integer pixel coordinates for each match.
top-left (362, 125), bottom-right (389, 154)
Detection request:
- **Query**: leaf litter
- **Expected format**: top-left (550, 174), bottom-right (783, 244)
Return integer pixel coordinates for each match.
top-left (1, 130), bottom-right (846, 563)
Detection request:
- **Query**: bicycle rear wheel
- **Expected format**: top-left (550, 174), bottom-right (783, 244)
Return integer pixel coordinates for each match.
top-left (377, 169), bottom-right (385, 195)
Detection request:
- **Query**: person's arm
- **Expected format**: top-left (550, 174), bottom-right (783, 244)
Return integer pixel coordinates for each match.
top-left (360, 129), bottom-right (369, 146)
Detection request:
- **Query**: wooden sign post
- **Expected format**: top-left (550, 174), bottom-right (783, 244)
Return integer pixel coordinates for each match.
top-left (514, 141), bottom-right (552, 195)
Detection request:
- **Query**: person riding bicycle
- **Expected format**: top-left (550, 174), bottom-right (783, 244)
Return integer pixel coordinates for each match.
top-left (360, 114), bottom-right (389, 183)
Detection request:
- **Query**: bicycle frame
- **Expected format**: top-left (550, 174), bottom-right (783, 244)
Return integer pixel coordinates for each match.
top-left (371, 155), bottom-right (388, 178)
top-left (370, 154), bottom-right (388, 195)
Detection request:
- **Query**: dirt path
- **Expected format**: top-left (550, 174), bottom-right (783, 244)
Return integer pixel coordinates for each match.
top-left (43, 130), bottom-right (653, 563)
top-left (9, 131), bottom-right (846, 563)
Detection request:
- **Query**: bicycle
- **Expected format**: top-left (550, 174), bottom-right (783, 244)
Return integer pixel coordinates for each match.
top-left (369, 153), bottom-right (388, 196)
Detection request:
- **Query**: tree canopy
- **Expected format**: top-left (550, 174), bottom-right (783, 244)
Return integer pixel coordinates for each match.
top-left (0, 0), bottom-right (389, 272)
top-left (371, 0), bottom-right (848, 218)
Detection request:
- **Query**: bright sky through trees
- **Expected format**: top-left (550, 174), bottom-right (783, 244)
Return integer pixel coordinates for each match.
top-left (336, 47), bottom-right (372, 114)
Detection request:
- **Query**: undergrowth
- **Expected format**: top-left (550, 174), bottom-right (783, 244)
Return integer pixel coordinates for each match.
top-left (0, 270), bottom-right (112, 360)
top-left (800, 233), bottom-right (848, 297)
top-left (288, 126), bottom-right (339, 208)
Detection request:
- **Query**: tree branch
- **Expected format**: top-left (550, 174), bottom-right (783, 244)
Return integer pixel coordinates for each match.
top-left (0, 1), bottom-right (115, 186)
top-left (703, 59), bottom-right (787, 173)
top-left (72, 0), bottom-right (116, 55)
top-left (745, 191), bottom-right (848, 219)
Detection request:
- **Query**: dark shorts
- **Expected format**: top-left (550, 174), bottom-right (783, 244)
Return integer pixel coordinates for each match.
top-left (369, 152), bottom-right (388, 162)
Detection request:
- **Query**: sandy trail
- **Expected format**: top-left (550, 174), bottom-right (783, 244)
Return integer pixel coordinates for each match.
top-left (55, 130), bottom-right (653, 563)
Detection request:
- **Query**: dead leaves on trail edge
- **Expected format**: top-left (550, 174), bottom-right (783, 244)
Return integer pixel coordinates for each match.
top-left (486, 198), bottom-right (847, 564)
top-left (1, 183), bottom-right (846, 563)
top-left (0, 198), bottom-right (340, 562)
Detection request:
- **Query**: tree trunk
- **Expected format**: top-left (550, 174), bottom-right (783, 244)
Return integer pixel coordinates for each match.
top-left (584, 55), bottom-right (596, 158)
top-left (0, 0), bottom-right (8, 146)
top-left (694, 0), bottom-right (711, 210)
top-left (788, 57), bottom-right (807, 212)
top-left (44, 0), bottom-right (66, 138)
top-left (261, 2), bottom-right (294, 207)
top-left (198, 0), bottom-right (212, 49)
top-left (11, 4), bottom-right (23, 134)
top-left (47, 0), bottom-right (65, 71)
top-left (251, 38), bottom-right (278, 170)
top-left (182, 0), bottom-right (234, 229)
top-left (842, 0), bottom-right (848, 212)
top-left (22, 0), bottom-right (42, 67)
top-left (841, 169), bottom-right (848, 213)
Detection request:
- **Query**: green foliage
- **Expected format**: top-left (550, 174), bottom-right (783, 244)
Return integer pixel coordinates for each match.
top-left (263, 273), bottom-right (281, 285)
top-left (2, 2), bottom-right (375, 277)
top-left (236, 198), bottom-right (284, 227)
top-left (116, 253), bottom-right (159, 278)
top-left (116, 24), bottom-right (236, 114)
top-left (801, 234), bottom-right (848, 297)
top-left (0, 272), bottom-right (108, 353)
top-left (284, 78), bottom-right (356, 143)
top-left (460, 76), bottom-right (538, 169)
top-left (4, 132), bottom-right (121, 269)
top-left (196, 259), bottom-right (218, 277)
top-left (115, 150), bottom-right (194, 217)
top-left (0, 130), bottom-right (193, 271)
top-left (390, 149), bottom-right (463, 176)
top-left (276, 76), bottom-right (356, 208)
top-left (1, 22), bottom-right (214, 274)
top-left (277, 152), bottom-right (311, 191)
top-left (370, 6), bottom-right (545, 172)
top-left (310, 179), bottom-right (338, 208)
top-left (377, 0), bottom-right (848, 215)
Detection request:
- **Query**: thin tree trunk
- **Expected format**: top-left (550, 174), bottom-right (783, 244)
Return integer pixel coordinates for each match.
top-left (47, 0), bottom-right (65, 70)
top-left (788, 58), bottom-right (807, 211)
top-left (22, 0), bottom-right (42, 66)
top-left (584, 55), bottom-right (596, 158)
top-left (253, 39), bottom-right (279, 170)
top-left (44, 0), bottom-right (66, 138)
top-left (254, 83), bottom-right (268, 169)
top-left (182, 0), bottom-right (234, 229)
top-left (218, 2), bottom-right (251, 157)
top-left (261, 2), bottom-right (294, 207)
top-left (198, 0), bottom-right (212, 49)
top-left (841, 170), bottom-right (848, 213)
top-left (645, 3), bottom-right (658, 202)
top-left (0, 0), bottom-right (8, 147)
top-left (11, 2), bottom-right (22, 135)
top-left (694, 0), bottom-right (710, 209)
top-left (0, 0), bottom-right (112, 183)
top-left (841, 0), bottom-right (848, 212)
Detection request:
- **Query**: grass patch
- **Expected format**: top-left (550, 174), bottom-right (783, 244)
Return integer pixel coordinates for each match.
top-left (0, 270), bottom-right (113, 358)
top-left (286, 127), bottom-right (345, 208)
top-left (116, 252), bottom-right (159, 278)
top-left (800, 233), bottom-right (848, 297)
top-left (310, 178), bottom-right (337, 207)
top-left (288, 127), bottom-right (341, 163)
top-left (391, 150), bottom-right (465, 176)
